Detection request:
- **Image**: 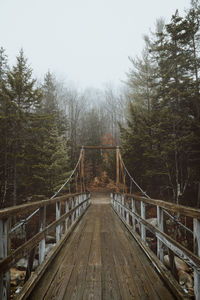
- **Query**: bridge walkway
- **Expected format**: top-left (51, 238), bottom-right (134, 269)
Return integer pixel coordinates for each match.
top-left (28, 193), bottom-right (174, 300)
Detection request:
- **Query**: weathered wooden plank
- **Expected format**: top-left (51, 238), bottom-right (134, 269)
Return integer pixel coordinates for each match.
top-left (101, 232), bottom-right (121, 300)
top-left (83, 213), bottom-right (102, 300)
top-left (42, 219), bottom-right (88, 300)
top-left (62, 232), bottom-right (93, 299)
top-left (111, 229), bottom-right (141, 299)
top-left (112, 212), bottom-right (163, 300)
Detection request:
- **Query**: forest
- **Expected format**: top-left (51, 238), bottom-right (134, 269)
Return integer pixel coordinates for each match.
top-left (0, 0), bottom-right (200, 208)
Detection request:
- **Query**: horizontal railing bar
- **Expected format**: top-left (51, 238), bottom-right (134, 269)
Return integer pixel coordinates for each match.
top-left (0, 192), bottom-right (85, 218)
top-left (81, 145), bottom-right (120, 150)
top-left (0, 197), bottom-right (90, 275)
top-left (113, 198), bottom-right (200, 271)
top-left (118, 192), bottom-right (200, 219)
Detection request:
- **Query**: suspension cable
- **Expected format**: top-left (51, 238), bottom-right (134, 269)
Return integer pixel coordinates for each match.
top-left (10, 150), bottom-right (84, 233)
top-left (119, 151), bottom-right (150, 199)
top-left (119, 150), bottom-right (193, 235)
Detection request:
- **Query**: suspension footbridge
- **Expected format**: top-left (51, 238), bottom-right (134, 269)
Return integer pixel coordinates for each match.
top-left (0, 146), bottom-right (200, 299)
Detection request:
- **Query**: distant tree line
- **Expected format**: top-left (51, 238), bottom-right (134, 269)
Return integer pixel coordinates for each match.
top-left (120, 0), bottom-right (200, 207)
top-left (0, 49), bottom-right (126, 207)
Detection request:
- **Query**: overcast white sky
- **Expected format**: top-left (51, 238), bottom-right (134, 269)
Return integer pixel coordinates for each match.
top-left (0, 0), bottom-right (191, 89)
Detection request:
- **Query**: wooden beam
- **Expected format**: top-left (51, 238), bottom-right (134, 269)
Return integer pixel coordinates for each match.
top-left (118, 193), bottom-right (200, 219)
top-left (81, 145), bottom-right (120, 150)
top-left (0, 192), bottom-right (85, 219)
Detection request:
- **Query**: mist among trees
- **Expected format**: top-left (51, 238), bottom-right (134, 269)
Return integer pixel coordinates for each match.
top-left (0, 0), bottom-right (200, 207)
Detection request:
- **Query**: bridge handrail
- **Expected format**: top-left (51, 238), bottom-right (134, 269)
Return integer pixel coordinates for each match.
top-left (118, 192), bottom-right (200, 219)
top-left (0, 194), bottom-right (90, 276)
top-left (0, 192), bottom-right (83, 219)
top-left (0, 191), bottom-right (91, 299)
top-left (111, 192), bottom-right (200, 300)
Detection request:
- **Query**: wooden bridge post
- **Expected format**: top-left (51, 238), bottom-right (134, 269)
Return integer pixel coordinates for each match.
top-left (65, 200), bottom-right (69, 232)
top-left (118, 194), bottom-right (120, 213)
top-left (141, 201), bottom-right (146, 242)
top-left (71, 197), bottom-right (74, 224)
top-left (56, 202), bottom-right (61, 242)
top-left (193, 218), bottom-right (200, 300)
top-left (85, 193), bottom-right (87, 210)
top-left (126, 199), bottom-right (129, 225)
top-left (120, 194), bottom-right (123, 215)
top-left (113, 193), bottom-right (116, 209)
top-left (80, 195), bottom-right (82, 214)
top-left (122, 194), bottom-right (125, 218)
top-left (75, 195), bottom-right (79, 219)
top-left (116, 147), bottom-right (120, 193)
top-left (39, 206), bottom-right (46, 264)
top-left (0, 217), bottom-right (10, 300)
top-left (110, 193), bottom-right (113, 206)
top-left (131, 198), bottom-right (136, 231)
top-left (157, 206), bottom-right (164, 262)
top-left (117, 194), bottom-right (120, 212)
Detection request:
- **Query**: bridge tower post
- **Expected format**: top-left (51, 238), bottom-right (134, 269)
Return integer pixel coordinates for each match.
top-left (116, 147), bottom-right (120, 193)
top-left (81, 147), bottom-right (85, 193)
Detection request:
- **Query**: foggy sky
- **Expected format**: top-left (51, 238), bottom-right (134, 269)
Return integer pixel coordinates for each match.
top-left (0, 0), bottom-right (191, 89)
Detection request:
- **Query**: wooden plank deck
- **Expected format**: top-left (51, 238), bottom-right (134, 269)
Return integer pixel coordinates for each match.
top-left (28, 193), bottom-right (175, 300)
